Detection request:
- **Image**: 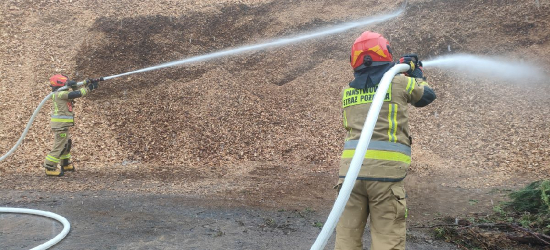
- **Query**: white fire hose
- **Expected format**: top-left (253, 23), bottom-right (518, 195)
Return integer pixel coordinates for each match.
top-left (0, 207), bottom-right (71, 250)
top-left (310, 63), bottom-right (411, 249)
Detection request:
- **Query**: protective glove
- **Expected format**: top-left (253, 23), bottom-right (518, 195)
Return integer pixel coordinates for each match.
top-left (399, 54), bottom-right (424, 79)
top-left (66, 80), bottom-right (77, 87)
top-left (86, 78), bottom-right (100, 91)
top-left (410, 61), bottom-right (424, 79)
top-left (66, 80), bottom-right (78, 90)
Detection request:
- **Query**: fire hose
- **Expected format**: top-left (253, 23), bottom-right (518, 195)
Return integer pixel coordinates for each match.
top-left (0, 207), bottom-right (70, 250)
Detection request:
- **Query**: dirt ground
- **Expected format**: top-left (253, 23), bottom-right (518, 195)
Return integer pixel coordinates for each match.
top-left (1, 179), bottom-right (466, 250)
top-left (1, 0), bottom-right (550, 249)
top-left (0, 170), bottom-right (514, 249)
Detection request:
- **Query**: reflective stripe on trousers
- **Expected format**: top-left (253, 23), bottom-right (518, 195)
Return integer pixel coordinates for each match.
top-left (51, 115), bottom-right (74, 123)
top-left (45, 154), bottom-right (60, 163)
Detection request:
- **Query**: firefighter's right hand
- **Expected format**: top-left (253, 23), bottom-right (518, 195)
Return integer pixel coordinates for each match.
top-left (399, 55), bottom-right (424, 79)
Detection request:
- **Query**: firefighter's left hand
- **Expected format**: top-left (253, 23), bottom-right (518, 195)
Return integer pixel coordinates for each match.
top-left (87, 78), bottom-right (99, 90)
top-left (66, 80), bottom-right (77, 87)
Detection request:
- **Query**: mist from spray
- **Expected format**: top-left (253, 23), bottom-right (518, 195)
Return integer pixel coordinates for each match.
top-left (103, 9), bottom-right (404, 80)
top-left (423, 54), bottom-right (547, 82)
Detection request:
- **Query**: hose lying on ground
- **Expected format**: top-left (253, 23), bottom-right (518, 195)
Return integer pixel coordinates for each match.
top-left (0, 207), bottom-right (71, 250)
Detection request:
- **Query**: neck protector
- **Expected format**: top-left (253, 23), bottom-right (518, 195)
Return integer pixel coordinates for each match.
top-left (349, 62), bottom-right (395, 89)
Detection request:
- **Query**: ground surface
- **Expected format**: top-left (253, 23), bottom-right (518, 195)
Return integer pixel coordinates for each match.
top-left (1, 184), bottom-right (463, 250)
top-left (1, 0), bottom-right (550, 249)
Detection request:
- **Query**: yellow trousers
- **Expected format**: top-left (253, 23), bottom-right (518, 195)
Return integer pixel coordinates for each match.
top-left (335, 179), bottom-right (407, 250)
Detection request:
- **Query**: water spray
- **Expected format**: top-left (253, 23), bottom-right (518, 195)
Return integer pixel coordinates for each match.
top-left (102, 9), bottom-right (404, 80)
top-left (422, 54), bottom-right (547, 82)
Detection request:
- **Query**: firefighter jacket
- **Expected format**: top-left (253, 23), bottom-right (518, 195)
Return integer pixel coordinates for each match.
top-left (50, 85), bottom-right (93, 129)
top-left (339, 74), bottom-right (436, 181)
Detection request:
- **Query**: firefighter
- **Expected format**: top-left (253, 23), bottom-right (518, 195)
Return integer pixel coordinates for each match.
top-left (334, 31), bottom-right (436, 250)
top-left (43, 74), bottom-right (100, 176)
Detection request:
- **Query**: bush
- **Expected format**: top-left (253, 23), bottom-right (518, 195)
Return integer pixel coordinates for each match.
top-left (505, 180), bottom-right (550, 235)
top-left (506, 180), bottom-right (550, 214)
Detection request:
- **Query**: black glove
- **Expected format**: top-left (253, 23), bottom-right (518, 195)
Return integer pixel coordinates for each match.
top-left (86, 78), bottom-right (99, 91)
top-left (66, 80), bottom-right (77, 87)
top-left (410, 61), bottom-right (424, 79)
top-left (399, 54), bottom-right (424, 79)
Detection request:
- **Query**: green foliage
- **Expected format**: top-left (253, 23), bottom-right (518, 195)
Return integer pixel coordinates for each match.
top-left (506, 180), bottom-right (550, 214)
top-left (430, 181), bottom-right (550, 249)
top-left (519, 213), bottom-right (533, 227)
top-left (541, 180), bottom-right (550, 211)
top-left (504, 180), bottom-right (550, 235)
top-left (433, 227), bottom-right (452, 241)
top-left (493, 204), bottom-right (506, 217)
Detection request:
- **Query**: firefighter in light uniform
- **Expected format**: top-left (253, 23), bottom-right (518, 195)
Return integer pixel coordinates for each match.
top-left (334, 31), bottom-right (436, 250)
top-left (43, 74), bottom-right (100, 176)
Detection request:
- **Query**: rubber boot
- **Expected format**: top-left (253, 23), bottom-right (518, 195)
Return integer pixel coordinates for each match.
top-left (45, 164), bottom-right (64, 177)
top-left (61, 159), bottom-right (74, 172)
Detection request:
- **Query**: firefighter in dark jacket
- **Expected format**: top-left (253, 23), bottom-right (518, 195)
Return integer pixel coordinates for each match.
top-left (334, 31), bottom-right (436, 250)
top-left (43, 74), bottom-right (100, 176)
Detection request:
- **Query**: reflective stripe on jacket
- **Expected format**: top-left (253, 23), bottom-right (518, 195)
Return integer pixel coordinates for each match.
top-left (51, 91), bottom-right (75, 128)
top-left (50, 86), bottom-right (90, 129)
top-left (339, 74), bottom-right (433, 181)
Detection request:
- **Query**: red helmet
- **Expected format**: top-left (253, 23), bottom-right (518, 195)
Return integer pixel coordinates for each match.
top-left (350, 31), bottom-right (393, 71)
top-left (49, 74), bottom-right (69, 87)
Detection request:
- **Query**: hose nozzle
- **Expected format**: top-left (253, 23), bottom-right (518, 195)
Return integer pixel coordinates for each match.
top-left (67, 77), bottom-right (106, 90)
